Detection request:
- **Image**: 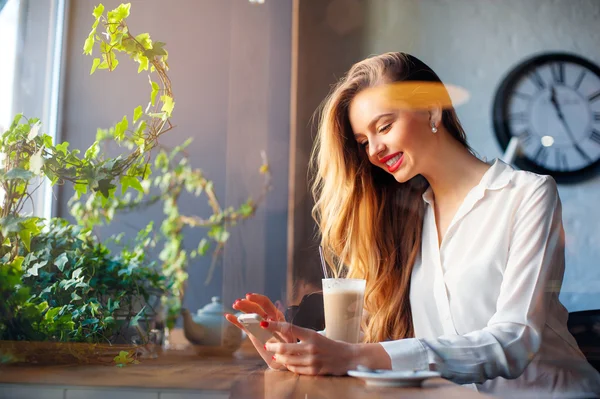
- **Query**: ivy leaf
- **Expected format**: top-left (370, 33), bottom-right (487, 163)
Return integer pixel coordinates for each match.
top-left (135, 33), bottom-right (152, 49)
top-left (27, 121), bottom-right (42, 141)
top-left (36, 302), bottom-right (49, 313)
top-left (44, 307), bottom-right (61, 321)
top-left (129, 306), bottom-right (146, 327)
top-left (26, 261), bottom-right (47, 277)
top-left (74, 182), bottom-right (88, 199)
top-left (114, 350), bottom-right (135, 367)
top-left (81, 318), bottom-right (99, 326)
top-left (18, 217), bottom-right (41, 251)
top-left (137, 55), bottom-right (149, 73)
top-left (85, 141), bottom-right (99, 160)
top-left (3, 168), bottom-right (34, 181)
top-left (149, 77), bottom-right (159, 106)
top-left (121, 176), bottom-right (144, 194)
top-left (54, 252), bottom-right (69, 272)
top-left (97, 59), bottom-right (109, 70)
top-left (19, 229), bottom-right (31, 251)
top-left (0, 215), bottom-right (27, 235)
top-left (135, 120), bottom-right (147, 138)
top-left (197, 239), bottom-right (210, 256)
top-left (208, 226), bottom-right (230, 243)
top-left (107, 3), bottom-right (130, 24)
top-left (90, 57), bottom-right (101, 75)
top-left (42, 134), bottom-right (53, 147)
top-left (144, 41), bottom-right (167, 58)
top-left (29, 147), bottom-right (45, 175)
top-left (96, 178), bottom-right (116, 198)
top-left (133, 105), bottom-right (143, 123)
top-left (160, 95), bottom-right (174, 117)
top-left (89, 301), bottom-right (100, 316)
top-left (55, 142), bottom-right (69, 155)
top-left (71, 292), bottom-right (82, 301)
top-left (114, 115), bottom-right (128, 141)
top-left (238, 201), bottom-right (254, 218)
top-left (83, 33), bottom-right (95, 55)
top-left (9, 256), bottom-right (24, 270)
top-left (141, 164), bottom-right (151, 180)
top-left (92, 4), bottom-right (104, 19)
top-left (107, 298), bottom-right (120, 313)
top-left (72, 268), bottom-right (83, 279)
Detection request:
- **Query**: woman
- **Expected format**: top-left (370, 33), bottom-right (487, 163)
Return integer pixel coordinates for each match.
top-left (225, 52), bottom-right (600, 397)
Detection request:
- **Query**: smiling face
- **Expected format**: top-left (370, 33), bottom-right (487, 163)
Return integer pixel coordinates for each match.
top-left (348, 86), bottom-right (438, 183)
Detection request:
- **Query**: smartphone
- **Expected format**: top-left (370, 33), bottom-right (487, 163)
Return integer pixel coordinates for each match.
top-left (237, 313), bottom-right (283, 345)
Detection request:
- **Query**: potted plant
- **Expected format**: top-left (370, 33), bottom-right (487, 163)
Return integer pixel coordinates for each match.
top-left (0, 2), bottom-right (269, 364)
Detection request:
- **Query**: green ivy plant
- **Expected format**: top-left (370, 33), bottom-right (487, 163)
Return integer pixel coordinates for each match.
top-left (0, 1), bottom-right (271, 350)
top-left (0, 219), bottom-right (169, 343)
top-left (0, 3), bottom-right (173, 347)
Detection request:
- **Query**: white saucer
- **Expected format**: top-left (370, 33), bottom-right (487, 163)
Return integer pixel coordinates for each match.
top-left (347, 370), bottom-right (441, 387)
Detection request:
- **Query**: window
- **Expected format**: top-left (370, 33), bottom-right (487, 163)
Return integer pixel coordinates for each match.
top-left (0, 0), bottom-right (67, 218)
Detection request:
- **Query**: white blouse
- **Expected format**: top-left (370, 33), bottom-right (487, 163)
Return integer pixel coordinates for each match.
top-left (379, 159), bottom-right (600, 398)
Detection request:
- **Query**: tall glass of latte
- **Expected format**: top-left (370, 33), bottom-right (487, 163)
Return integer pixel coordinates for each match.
top-left (321, 278), bottom-right (366, 343)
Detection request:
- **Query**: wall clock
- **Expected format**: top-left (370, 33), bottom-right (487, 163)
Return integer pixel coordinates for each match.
top-left (493, 52), bottom-right (600, 183)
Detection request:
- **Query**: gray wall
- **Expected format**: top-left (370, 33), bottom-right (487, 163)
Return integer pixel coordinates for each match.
top-left (364, 0), bottom-right (599, 311)
top-left (58, 0), bottom-right (291, 313)
top-left (292, 0), bottom-right (599, 311)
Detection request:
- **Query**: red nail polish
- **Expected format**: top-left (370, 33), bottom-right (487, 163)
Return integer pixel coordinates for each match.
top-left (263, 345), bottom-right (267, 350)
top-left (260, 321), bottom-right (269, 328)
top-left (272, 355), bottom-right (276, 360)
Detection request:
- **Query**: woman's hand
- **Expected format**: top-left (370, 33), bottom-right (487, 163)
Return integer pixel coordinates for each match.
top-left (260, 320), bottom-right (360, 376)
top-left (224, 293), bottom-right (291, 370)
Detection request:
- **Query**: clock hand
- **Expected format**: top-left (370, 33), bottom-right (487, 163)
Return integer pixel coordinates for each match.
top-left (549, 86), bottom-right (592, 163)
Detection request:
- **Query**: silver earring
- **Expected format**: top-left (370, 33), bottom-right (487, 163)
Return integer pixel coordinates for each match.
top-left (431, 123), bottom-right (438, 134)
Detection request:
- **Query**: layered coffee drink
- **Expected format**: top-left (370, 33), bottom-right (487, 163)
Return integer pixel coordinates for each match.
top-left (322, 278), bottom-right (366, 343)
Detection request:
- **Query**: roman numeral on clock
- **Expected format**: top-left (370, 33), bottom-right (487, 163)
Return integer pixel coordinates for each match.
top-left (529, 70), bottom-right (546, 90)
top-left (589, 91), bottom-right (600, 103)
top-left (591, 129), bottom-right (600, 146)
top-left (574, 71), bottom-right (586, 91)
top-left (551, 63), bottom-right (565, 84)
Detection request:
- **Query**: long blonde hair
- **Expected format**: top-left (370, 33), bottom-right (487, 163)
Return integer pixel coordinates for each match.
top-left (310, 52), bottom-right (470, 342)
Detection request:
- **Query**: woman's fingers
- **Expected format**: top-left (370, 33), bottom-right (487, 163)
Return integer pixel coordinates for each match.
top-left (262, 321), bottom-right (317, 343)
top-left (266, 342), bottom-right (317, 356)
top-left (232, 299), bottom-right (268, 319)
top-left (246, 293), bottom-right (286, 321)
top-left (225, 313), bottom-right (289, 369)
top-left (224, 313), bottom-right (246, 331)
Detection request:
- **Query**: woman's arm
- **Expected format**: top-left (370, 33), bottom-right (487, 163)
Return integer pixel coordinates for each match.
top-left (381, 176), bottom-right (564, 384)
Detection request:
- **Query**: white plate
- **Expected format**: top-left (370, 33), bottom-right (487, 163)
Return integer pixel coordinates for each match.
top-left (347, 370), bottom-right (441, 387)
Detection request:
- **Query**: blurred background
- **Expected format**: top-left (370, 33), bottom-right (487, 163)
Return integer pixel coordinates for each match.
top-left (1, 0), bottom-right (598, 320)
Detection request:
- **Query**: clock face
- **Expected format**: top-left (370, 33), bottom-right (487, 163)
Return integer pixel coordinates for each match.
top-left (493, 53), bottom-right (600, 182)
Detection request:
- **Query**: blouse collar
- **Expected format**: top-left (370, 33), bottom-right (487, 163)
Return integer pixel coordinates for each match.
top-left (422, 159), bottom-right (514, 204)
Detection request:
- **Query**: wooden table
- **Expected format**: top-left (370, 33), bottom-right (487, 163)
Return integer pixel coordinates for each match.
top-left (0, 332), bottom-right (490, 398)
